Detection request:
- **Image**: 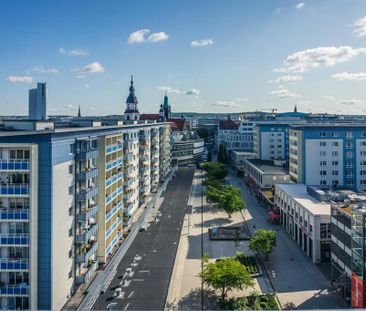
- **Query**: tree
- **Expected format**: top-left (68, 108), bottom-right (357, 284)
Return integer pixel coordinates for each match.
top-left (201, 162), bottom-right (228, 180)
top-left (218, 143), bottom-right (229, 164)
top-left (199, 257), bottom-right (254, 301)
top-left (196, 128), bottom-right (210, 142)
top-left (249, 230), bottom-right (277, 261)
top-left (217, 186), bottom-right (245, 218)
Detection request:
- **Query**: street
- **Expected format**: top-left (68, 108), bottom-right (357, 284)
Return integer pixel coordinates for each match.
top-left (92, 167), bottom-right (194, 310)
top-left (229, 173), bottom-right (345, 309)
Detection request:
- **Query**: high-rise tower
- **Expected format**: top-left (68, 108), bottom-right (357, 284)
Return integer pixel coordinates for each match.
top-left (28, 82), bottom-right (47, 120)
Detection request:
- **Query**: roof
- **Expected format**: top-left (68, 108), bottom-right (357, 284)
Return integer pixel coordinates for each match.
top-left (140, 114), bottom-right (158, 121)
top-left (291, 123), bottom-right (366, 128)
top-left (246, 159), bottom-right (289, 175)
top-left (169, 118), bottom-right (186, 131)
top-left (219, 118), bottom-right (238, 130)
top-left (276, 183), bottom-right (331, 216)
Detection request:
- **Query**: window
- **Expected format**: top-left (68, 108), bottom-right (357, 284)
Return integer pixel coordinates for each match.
top-left (69, 249), bottom-right (73, 258)
top-left (320, 141), bottom-right (326, 147)
top-left (346, 131), bottom-right (352, 139)
top-left (320, 161), bottom-right (327, 166)
top-left (320, 180), bottom-right (327, 185)
top-left (332, 161), bottom-right (339, 166)
top-left (69, 144), bottom-right (74, 154)
top-left (69, 270), bottom-right (72, 279)
top-left (320, 151), bottom-right (326, 156)
top-left (332, 171), bottom-right (339, 176)
top-left (68, 164), bottom-right (74, 175)
top-left (361, 141), bottom-right (366, 146)
top-left (68, 206), bottom-right (73, 216)
top-left (309, 224), bottom-right (313, 233)
top-left (320, 170), bottom-right (327, 176)
top-left (332, 141), bottom-right (339, 147)
top-left (320, 223), bottom-right (331, 239)
top-left (361, 161), bottom-right (366, 166)
top-left (68, 227), bottom-right (73, 237)
top-left (68, 186), bottom-right (74, 195)
top-left (332, 151), bottom-right (339, 157)
top-left (320, 132), bottom-right (326, 137)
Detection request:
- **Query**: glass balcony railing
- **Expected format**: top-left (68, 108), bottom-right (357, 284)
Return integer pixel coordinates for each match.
top-left (0, 184), bottom-right (29, 196)
top-left (76, 185), bottom-right (98, 202)
top-left (0, 285), bottom-right (29, 296)
top-left (0, 258), bottom-right (29, 271)
top-left (76, 149), bottom-right (99, 161)
top-left (76, 167), bottom-right (98, 181)
top-left (76, 260), bottom-right (98, 285)
top-left (106, 187), bottom-right (123, 204)
top-left (105, 173), bottom-right (123, 188)
top-left (105, 158), bottom-right (123, 171)
top-left (105, 217), bottom-right (123, 238)
top-left (0, 209), bottom-right (29, 221)
top-left (0, 234), bottom-right (29, 246)
top-left (76, 204), bottom-right (98, 222)
top-left (76, 223), bottom-right (98, 243)
top-left (106, 143), bottom-right (123, 155)
top-left (0, 160), bottom-right (30, 171)
top-left (124, 153), bottom-right (133, 161)
top-left (76, 241), bottom-right (98, 263)
top-left (106, 201), bottom-right (123, 222)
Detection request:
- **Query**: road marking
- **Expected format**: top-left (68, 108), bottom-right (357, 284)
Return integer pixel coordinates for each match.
top-left (132, 278), bottom-right (144, 281)
top-left (124, 303), bottom-right (130, 310)
top-left (128, 291), bottom-right (134, 298)
top-left (139, 270), bottom-right (150, 273)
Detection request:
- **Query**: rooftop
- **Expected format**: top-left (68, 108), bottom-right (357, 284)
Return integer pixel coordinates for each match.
top-left (291, 123), bottom-right (366, 128)
top-left (246, 158), bottom-right (289, 175)
top-left (276, 183), bottom-right (331, 216)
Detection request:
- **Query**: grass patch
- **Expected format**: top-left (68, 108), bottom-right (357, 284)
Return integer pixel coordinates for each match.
top-left (220, 293), bottom-right (279, 310)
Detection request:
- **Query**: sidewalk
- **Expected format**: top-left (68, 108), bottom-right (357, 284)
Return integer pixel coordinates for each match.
top-left (166, 171), bottom-right (271, 310)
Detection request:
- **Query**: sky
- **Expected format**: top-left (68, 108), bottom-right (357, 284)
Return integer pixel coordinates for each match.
top-left (1, 0), bottom-right (366, 116)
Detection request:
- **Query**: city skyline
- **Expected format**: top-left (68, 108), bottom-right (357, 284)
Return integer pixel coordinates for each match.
top-left (1, 0), bottom-right (366, 116)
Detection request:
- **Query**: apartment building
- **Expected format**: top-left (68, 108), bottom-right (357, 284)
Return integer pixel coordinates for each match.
top-left (289, 124), bottom-right (366, 191)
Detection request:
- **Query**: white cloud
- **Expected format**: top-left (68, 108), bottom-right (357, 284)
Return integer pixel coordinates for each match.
top-left (354, 16), bottom-right (366, 37)
top-left (59, 47), bottom-right (88, 56)
top-left (211, 101), bottom-right (240, 108)
top-left (84, 84), bottom-right (90, 89)
top-left (271, 75), bottom-right (303, 83)
top-left (88, 107), bottom-right (97, 111)
top-left (66, 104), bottom-right (76, 109)
top-left (191, 39), bottom-right (214, 47)
top-left (274, 46), bottom-right (366, 73)
top-left (270, 88), bottom-right (301, 99)
top-left (337, 99), bottom-right (363, 106)
top-left (81, 62), bottom-right (105, 73)
top-left (157, 86), bottom-right (181, 94)
top-left (148, 32), bottom-right (169, 43)
top-left (274, 8), bottom-right (283, 14)
top-left (76, 75), bottom-right (85, 79)
top-left (128, 29), bottom-right (169, 44)
top-left (323, 95), bottom-right (335, 101)
top-left (234, 97), bottom-right (249, 102)
top-left (30, 66), bottom-right (58, 74)
top-left (6, 76), bottom-right (33, 84)
top-left (184, 89), bottom-right (200, 96)
top-left (331, 72), bottom-right (366, 81)
top-left (295, 2), bottom-right (305, 9)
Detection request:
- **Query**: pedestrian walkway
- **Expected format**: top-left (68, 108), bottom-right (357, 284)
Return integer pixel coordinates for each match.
top-left (229, 173), bottom-right (345, 309)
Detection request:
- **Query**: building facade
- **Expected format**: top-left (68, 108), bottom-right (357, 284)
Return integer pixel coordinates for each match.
top-left (289, 124), bottom-right (366, 191)
top-left (28, 83), bottom-right (46, 120)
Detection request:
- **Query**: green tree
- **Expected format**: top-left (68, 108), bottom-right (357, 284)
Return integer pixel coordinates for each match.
top-left (249, 230), bottom-right (277, 261)
top-left (196, 128), bottom-right (210, 142)
top-left (202, 162), bottom-right (228, 180)
top-left (218, 186), bottom-right (245, 218)
top-left (199, 257), bottom-right (254, 301)
top-left (218, 143), bottom-right (229, 164)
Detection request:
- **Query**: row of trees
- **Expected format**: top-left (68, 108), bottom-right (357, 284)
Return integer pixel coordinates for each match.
top-left (202, 162), bottom-right (244, 218)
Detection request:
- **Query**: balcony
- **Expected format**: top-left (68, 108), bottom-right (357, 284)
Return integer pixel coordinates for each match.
top-left (76, 260), bottom-right (98, 285)
top-left (124, 166), bottom-right (133, 175)
top-left (0, 234), bottom-right (29, 246)
top-left (124, 190), bottom-right (133, 201)
top-left (0, 209), bottom-right (29, 221)
top-left (0, 258), bottom-right (29, 271)
top-left (76, 241), bottom-right (98, 263)
top-left (76, 223), bottom-right (98, 243)
top-left (124, 178), bottom-right (133, 187)
top-left (105, 158), bottom-right (123, 172)
top-left (76, 185), bottom-right (98, 202)
top-left (106, 143), bottom-right (123, 155)
top-left (105, 172), bottom-right (123, 188)
top-left (0, 160), bottom-right (30, 171)
top-left (0, 285), bottom-right (29, 296)
top-left (76, 149), bottom-right (99, 161)
top-left (124, 153), bottom-right (133, 161)
top-left (106, 201), bottom-right (123, 222)
top-left (125, 203), bottom-right (134, 215)
top-left (106, 217), bottom-right (123, 238)
top-left (0, 184), bottom-right (29, 196)
top-left (106, 187), bottom-right (123, 204)
top-left (124, 140), bottom-right (133, 148)
top-left (76, 167), bottom-right (98, 181)
top-left (77, 204), bottom-right (98, 222)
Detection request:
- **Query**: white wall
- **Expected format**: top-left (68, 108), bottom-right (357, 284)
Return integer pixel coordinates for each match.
top-left (260, 132), bottom-right (285, 160)
top-left (52, 160), bottom-right (75, 310)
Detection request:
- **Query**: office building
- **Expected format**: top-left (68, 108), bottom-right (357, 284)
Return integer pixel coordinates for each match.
top-left (275, 184), bottom-right (331, 264)
top-left (28, 83), bottom-right (47, 120)
top-left (289, 124), bottom-right (366, 191)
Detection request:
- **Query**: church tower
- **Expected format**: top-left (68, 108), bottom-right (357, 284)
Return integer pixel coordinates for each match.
top-left (124, 75), bottom-right (140, 121)
top-left (163, 92), bottom-right (171, 120)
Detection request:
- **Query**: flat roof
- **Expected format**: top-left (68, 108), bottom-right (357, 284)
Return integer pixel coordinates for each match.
top-left (291, 123), bottom-right (366, 128)
top-left (276, 183), bottom-right (330, 216)
top-left (246, 159), bottom-right (289, 175)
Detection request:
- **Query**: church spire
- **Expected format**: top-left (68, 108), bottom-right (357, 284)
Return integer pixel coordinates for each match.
top-left (124, 75), bottom-right (140, 121)
top-left (294, 104), bottom-right (298, 113)
top-left (77, 105), bottom-right (81, 118)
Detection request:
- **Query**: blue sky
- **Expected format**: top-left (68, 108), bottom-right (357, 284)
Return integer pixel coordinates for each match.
top-left (1, 0), bottom-right (366, 115)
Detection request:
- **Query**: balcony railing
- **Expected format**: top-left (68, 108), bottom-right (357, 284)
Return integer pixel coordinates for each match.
top-left (76, 167), bottom-right (99, 181)
top-left (106, 200), bottom-right (123, 222)
top-left (105, 172), bottom-right (123, 188)
top-left (106, 187), bottom-right (123, 204)
top-left (0, 209), bottom-right (29, 221)
top-left (76, 241), bottom-right (98, 263)
top-left (0, 184), bottom-right (29, 196)
top-left (0, 160), bottom-right (30, 171)
top-left (76, 185), bottom-right (98, 202)
top-left (106, 143), bottom-right (123, 155)
top-left (105, 217), bottom-right (123, 238)
top-left (124, 153), bottom-right (133, 161)
top-left (76, 223), bottom-right (98, 243)
top-left (0, 234), bottom-right (29, 246)
top-left (0, 285), bottom-right (29, 296)
top-left (105, 158), bottom-right (123, 171)
top-left (76, 149), bottom-right (99, 161)
top-left (76, 260), bottom-right (98, 285)
top-left (0, 258), bottom-right (29, 271)
top-left (77, 204), bottom-right (98, 222)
